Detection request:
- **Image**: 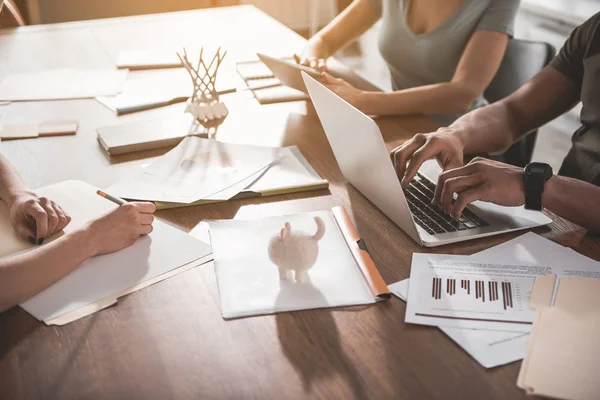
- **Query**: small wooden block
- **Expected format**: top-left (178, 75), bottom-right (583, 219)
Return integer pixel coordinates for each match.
top-left (38, 120), bottom-right (78, 137)
top-left (0, 124), bottom-right (39, 140)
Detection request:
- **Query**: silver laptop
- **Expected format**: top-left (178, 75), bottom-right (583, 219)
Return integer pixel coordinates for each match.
top-left (302, 72), bottom-right (552, 247)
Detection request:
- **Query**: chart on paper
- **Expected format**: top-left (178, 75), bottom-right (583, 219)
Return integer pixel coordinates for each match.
top-left (408, 256), bottom-right (543, 326)
top-left (431, 278), bottom-right (519, 310)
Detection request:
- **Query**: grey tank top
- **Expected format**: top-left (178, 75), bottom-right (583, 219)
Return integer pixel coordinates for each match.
top-left (369, 0), bottom-right (520, 124)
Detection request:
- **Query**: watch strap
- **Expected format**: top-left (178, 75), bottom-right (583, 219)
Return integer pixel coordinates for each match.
top-left (525, 189), bottom-right (543, 211)
top-left (524, 163), bottom-right (552, 211)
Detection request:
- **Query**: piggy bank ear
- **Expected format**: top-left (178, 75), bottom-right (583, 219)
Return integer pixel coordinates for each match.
top-left (279, 227), bottom-right (288, 240)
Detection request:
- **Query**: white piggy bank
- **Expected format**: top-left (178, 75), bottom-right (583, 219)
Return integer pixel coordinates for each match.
top-left (268, 217), bottom-right (326, 283)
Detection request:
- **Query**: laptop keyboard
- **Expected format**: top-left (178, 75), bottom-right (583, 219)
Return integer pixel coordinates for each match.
top-left (404, 173), bottom-right (489, 236)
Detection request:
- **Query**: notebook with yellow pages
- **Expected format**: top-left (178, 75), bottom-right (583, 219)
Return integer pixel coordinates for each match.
top-left (152, 146), bottom-right (328, 210)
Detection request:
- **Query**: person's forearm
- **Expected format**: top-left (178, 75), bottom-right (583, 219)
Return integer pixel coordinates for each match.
top-left (310, 0), bottom-right (379, 56)
top-left (446, 66), bottom-right (582, 156)
top-left (359, 81), bottom-right (482, 116)
top-left (542, 175), bottom-right (600, 233)
top-left (0, 228), bottom-right (96, 312)
top-left (0, 154), bottom-right (30, 207)
top-left (445, 101), bottom-right (526, 155)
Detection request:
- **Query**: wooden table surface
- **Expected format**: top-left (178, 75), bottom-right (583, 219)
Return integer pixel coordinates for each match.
top-left (1, 6), bottom-right (599, 400)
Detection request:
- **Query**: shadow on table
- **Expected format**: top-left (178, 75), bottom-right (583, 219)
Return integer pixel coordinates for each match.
top-left (0, 307), bottom-right (41, 359)
top-left (275, 282), bottom-right (366, 400)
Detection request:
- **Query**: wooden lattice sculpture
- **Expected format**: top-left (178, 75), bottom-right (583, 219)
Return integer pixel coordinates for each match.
top-left (177, 47), bottom-right (229, 134)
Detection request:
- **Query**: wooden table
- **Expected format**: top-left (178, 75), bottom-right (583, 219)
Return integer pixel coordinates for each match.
top-left (0, 6), bottom-right (598, 400)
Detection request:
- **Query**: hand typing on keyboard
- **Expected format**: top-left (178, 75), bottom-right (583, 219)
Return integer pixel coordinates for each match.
top-left (390, 132), bottom-right (464, 187)
top-left (404, 173), bottom-right (488, 235)
top-left (390, 131), bottom-right (526, 222)
top-left (432, 157), bottom-right (526, 218)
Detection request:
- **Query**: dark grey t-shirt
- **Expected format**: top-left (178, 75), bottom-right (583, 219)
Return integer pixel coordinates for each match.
top-left (368, 0), bottom-right (519, 121)
top-left (552, 12), bottom-right (600, 186)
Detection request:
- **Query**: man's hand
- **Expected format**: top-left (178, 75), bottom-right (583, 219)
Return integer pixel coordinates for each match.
top-left (433, 157), bottom-right (526, 218)
top-left (390, 131), bottom-right (465, 187)
top-left (9, 192), bottom-right (71, 244)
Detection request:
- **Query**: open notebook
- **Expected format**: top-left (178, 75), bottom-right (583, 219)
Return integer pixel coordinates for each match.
top-left (0, 181), bottom-right (212, 325)
top-left (209, 206), bottom-right (390, 319)
top-left (153, 146), bottom-right (329, 210)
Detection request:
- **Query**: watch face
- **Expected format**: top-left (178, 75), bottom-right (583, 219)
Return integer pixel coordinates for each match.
top-left (526, 162), bottom-right (552, 178)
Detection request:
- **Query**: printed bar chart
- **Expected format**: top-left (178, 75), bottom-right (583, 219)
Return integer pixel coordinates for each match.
top-left (431, 277), bottom-right (514, 309)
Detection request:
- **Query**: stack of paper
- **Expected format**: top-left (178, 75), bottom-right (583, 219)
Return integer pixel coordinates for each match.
top-left (0, 69), bottom-right (128, 101)
top-left (518, 276), bottom-right (600, 399)
top-left (236, 58), bottom-right (309, 104)
top-left (106, 136), bottom-right (281, 204)
top-left (389, 232), bottom-right (600, 368)
top-left (0, 180), bottom-right (213, 325)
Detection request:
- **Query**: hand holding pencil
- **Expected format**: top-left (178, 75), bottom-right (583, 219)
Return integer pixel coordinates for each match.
top-left (87, 191), bottom-right (156, 256)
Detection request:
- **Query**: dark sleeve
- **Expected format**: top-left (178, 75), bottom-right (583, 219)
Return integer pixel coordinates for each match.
top-left (551, 12), bottom-right (600, 88)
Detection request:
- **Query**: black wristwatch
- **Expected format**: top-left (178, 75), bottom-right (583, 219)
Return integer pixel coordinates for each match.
top-left (523, 162), bottom-right (553, 211)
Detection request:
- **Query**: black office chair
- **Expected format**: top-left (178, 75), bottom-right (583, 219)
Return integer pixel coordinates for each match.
top-left (485, 39), bottom-right (556, 167)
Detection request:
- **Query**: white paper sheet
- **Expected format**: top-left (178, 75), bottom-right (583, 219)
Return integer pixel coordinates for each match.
top-left (16, 181), bottom-right (212, 322)
top-left (210, 210), bottom-right (375, 319)
top-left (96, 68), bottom-right (239, 114)
top-left (45, 254), bottom-right (214, 326)
top-left (41, 224), bottom-right (215, 326)
top-left (247, 147), bottom-right (326, 193)
top-left (406, 254), bottom-right (543, 332)
top-left (0, 69), bottom-right (128, 101)
top-left (390, 232), bottom-right (600, 368)
top-left (116, 48), bottom-right (184, 69)
top-left (107, 137), bottom-right (280, 203)
top-left (388, 280), bottom-right (528, 369)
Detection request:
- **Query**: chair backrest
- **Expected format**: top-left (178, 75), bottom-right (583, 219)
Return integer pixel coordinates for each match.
top-left (485, 39), bottom-right (556, 103)
top-left (0, 0), bottom-right (25, 27)
top-left (485, 39), bottom-right (556, 167)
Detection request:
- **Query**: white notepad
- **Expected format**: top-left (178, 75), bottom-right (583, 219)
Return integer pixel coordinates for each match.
top-left (0, 180), bottom-right (212, 323)
top-left (97, 114), bottom-right (199, 156)
top-left (209, 207), bottom-right (390, 319)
